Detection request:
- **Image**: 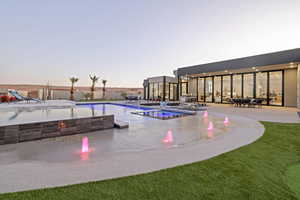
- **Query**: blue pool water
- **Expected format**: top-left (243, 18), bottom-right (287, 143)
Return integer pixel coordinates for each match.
top-left (0, 103), bottom-right (188, 126)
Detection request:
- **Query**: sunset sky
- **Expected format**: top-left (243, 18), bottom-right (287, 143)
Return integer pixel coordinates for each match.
top-left (1, 0), bottom-right (300, 87)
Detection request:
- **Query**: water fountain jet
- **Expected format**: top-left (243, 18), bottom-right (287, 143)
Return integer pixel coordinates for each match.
top-left (163, 130), bottom-right (174, 143)
top-left (81, 136), bottom-right (89, 153)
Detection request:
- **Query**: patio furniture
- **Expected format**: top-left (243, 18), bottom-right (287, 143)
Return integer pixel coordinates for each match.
top-left (8, 90), bottom-right (41, 103)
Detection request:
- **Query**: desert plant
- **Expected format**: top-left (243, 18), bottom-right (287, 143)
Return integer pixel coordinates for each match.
top-left (102, 79), bottom-right (107, 99)
top-left (89, 75), bottom-right (99, 100)
top-left (70, 77), bottom-right (79, 100)
top-left (83, 92), bottom-right (92, 101)
top-left (121, 92), bottom-right (127, 100)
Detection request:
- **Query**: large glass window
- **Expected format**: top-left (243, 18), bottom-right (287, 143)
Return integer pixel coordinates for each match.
top-left (243, 74), bottom-right (254, 98)
top-left (214, 76), bottom-right (222, 102)
top-left (222, 76), bottom-right (231, 103)
top-left (205, 77), bottom-right (213, 102)
top-left (158, 83), bottom-right (164, 100)
top-left (256, 72), bottom-right (268, 104)
top-left (169, 83), bottom-right (177, 101)
top-left (153, 83), bottom-right (159, 100)
top-left (188, 78), bottom-right (197, 97)
top-left (149, 83), bottom-right (154, 100)
top-left (269, 71), bottom-right (282, 105)
top-left (232, 74), bottom-right (242, 98)
top-left (198, 78), bottom-right (205, 102)
top-left (181, 82), bottom-right (187, 96)
top-left (165, 83), bottom-right (169, 101)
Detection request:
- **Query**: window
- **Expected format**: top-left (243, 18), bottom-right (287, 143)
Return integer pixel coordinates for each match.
top-left (198, 78), bottom-right (205, 102)
top-left (154, 83), bottom-right (159, 99)
top-left (159, 83), bottom-right (164, 100)
top-left (205, 77), bottom-right (213, 102)
top-left (149, 83), bottom-right (154, 100)
top-left (222, 76), bottom-right (231, 103)
top-left (243, 74), bottom-right (254, 98)
top-left (165, 83), bottom-right (169, 101)
top-left (169, 83), bottom-right (177, 101)
top-left (256, 72), bottom-right (268, 104)
top-left (269, 71), bottom-right (282, 105)
top-left (232, 74), bottom-right (242, 98)
top-left (214, 76), bottom-right (222, 102)
top-left (188, 78), bottom-right (197, 97)
top-left (181, 82), bottom-right (187, 96)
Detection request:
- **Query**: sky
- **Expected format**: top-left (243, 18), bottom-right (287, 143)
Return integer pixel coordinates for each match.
top-left (0, 0), bottom-right (300, 88)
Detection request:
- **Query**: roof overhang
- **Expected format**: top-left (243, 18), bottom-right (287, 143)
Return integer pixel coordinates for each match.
top-left (177, 48), bottom-right (300, 77)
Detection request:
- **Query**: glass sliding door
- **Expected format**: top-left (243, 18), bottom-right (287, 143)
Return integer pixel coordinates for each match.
top-left (165, 83), bottom-right (169, 101)
top-left (214, 76), bottom-right (222, 102)
top-left (269, 71), bottom-right (283, 105)
top-left (256, 72), bottom-right (268, 104)
top-left (243, 73), bottom-right (254, 98)
top-left (188, 78), bottom-right (197, 97)
top-left (205, 77), bottom-right (213, 102)
top-left (232, 74), bottom-right (242, 98)
top-left (158, 83), bottom-right (164, 100)
top-left (181, 82), bottom-right (187, 96)
top-left (198, 78), bottom-right (205, 102)
top-left (149, 83), bottom-right (154, 100)
top-left (169, 83), bottom-right (177, 101)
top-left (154, 83), bottom-right (159, 100)
top-left (222, 75), bottom-right (231, 103)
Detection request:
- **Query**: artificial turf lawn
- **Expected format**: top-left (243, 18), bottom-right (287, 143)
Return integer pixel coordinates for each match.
top-left (0, 121), bottom-right (299, 200)
top-left (287, 164), bottom-right (300, 199)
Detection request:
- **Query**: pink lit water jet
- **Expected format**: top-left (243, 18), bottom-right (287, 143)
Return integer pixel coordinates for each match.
top-left (224, 116), bottom-right (229, 125)
top-left (203, 111), bottom-right (208, 118)
top-left (207, 121), bottom-right (214, 131)
top-left (81, 136), bottom-right (89, 153)
top-left (163, 130), bottom-right (174, 143)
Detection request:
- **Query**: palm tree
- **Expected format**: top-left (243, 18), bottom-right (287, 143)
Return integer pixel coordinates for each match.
top-left (89, 75), bottom-right (99, 100)
top-left (102, 79), bottom-right (107, 99)
top-left (70, 77), bottom-right (79, 100)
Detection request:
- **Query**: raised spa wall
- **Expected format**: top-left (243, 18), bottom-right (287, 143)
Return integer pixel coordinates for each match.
top-left (0, 115), bottom-right (114, 145)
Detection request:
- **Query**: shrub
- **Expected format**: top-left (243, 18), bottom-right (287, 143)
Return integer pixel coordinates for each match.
top-left (0, 95), bottom-right (10, 102)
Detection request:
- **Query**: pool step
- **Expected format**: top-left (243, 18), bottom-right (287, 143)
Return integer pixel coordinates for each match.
top-left (114, 121), bottom-right (129, 129)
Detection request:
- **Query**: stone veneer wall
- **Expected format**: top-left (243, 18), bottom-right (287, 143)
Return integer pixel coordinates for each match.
top-left (298, 64), bottom-right (300, 109)
top-left (0, 115), bottom-right (114, 145)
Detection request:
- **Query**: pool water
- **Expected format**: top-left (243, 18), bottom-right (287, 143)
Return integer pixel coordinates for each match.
top-left (132, 110), bottom-right (189, 119)
top-left (0, 103), bottom-right (186, 126)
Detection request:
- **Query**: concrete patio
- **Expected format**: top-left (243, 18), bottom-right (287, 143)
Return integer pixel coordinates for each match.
top-left (0, 108), bottom-right (263, 193)
top-left (0, 104), bottom-right (299, 194)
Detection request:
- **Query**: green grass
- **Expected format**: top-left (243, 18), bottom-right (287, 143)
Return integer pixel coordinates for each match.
top-left (0, 122), bottom-right (299, 200)
top-left (287, 164), bottom-right (300, 199)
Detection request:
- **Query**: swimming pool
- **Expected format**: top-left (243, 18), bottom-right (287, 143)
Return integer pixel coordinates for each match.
top-left (0, 103), bottom-right (190, 126)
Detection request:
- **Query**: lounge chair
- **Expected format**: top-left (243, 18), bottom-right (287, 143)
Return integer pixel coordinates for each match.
top-left (8, 90), bottom-right (41, 103)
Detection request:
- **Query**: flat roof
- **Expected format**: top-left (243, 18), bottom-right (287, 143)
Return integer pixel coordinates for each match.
top-left (176, 48), bottom-right (300, 76)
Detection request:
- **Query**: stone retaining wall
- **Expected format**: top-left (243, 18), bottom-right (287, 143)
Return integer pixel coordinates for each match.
top-left (0, 115), bottom-right (114, 145)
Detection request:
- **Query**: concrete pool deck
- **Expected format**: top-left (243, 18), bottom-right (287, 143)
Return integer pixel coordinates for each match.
top-left (206, 103), bottom-right (300, 123)
top-left (0, 109), bottom-right (265, 194)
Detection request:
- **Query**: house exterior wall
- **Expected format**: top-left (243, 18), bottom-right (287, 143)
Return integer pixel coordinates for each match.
top-left (284, 68), bottom-right (297, 107)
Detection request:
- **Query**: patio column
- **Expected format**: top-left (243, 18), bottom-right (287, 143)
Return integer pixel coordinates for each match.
top-left (297, 64), bottom-right (300, 108)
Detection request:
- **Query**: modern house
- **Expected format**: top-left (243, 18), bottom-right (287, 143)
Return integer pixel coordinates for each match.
top-left (143, 48), bottom-right (300, 108)
top-left (143, 76), bottom-right (178, 101)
